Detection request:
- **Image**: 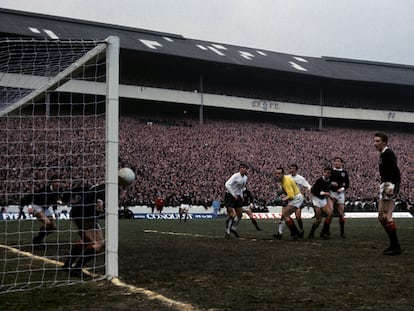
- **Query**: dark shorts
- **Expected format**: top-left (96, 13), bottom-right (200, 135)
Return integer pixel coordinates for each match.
top-left (224, 192), bottom-right (242, 209)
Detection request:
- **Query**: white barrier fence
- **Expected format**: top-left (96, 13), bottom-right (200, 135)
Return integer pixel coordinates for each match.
top-left (0, 205), bottom-right (412, 220)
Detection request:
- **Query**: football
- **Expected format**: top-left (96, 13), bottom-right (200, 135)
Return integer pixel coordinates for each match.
top-left (118, 167), bottom-right (136, 186)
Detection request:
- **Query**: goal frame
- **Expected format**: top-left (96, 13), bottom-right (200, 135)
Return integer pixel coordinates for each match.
top-left (0, 35), bottom-right (120, 289)
top-left (105, 36), bottom-right (120, 279)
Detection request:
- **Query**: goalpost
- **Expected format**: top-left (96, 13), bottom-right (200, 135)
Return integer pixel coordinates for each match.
top-left (0, 36), bottom-right (119, 293)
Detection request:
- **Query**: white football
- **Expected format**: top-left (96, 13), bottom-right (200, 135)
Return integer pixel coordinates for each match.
top-left (118, 167), bottom-right (136, 186)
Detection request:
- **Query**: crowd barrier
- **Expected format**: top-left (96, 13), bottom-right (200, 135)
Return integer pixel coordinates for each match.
top-left (0, 205), bottom-right (412, 220)
top-left (0, 205), bottom-right (413, 220)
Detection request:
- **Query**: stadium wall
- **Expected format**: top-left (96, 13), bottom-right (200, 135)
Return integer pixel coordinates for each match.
top-left (3, 73), bottom-right (413, 125)
top-left (124, 85), bottom-right (414, 123)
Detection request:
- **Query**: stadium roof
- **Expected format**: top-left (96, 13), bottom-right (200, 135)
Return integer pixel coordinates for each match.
top-left (2, 8), bottom-right (414, 86)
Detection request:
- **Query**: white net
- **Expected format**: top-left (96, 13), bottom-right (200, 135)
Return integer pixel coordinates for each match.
top-left (0, 37), bottom-right (118, 293)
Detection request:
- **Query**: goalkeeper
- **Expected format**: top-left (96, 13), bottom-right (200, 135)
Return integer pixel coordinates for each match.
top-left (61, 183), bottom-right (106, 276)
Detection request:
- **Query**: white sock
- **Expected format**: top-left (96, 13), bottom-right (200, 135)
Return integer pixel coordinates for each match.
top-left (278, 220), bottom-right (285, 234)
top-left (231, 216), bottom-right (239, 231)
top-left (226, 218), bottom-right (233, 234)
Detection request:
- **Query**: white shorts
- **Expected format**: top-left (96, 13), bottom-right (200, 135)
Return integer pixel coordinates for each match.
top-left (242, 203), bottom-right (254, 212)
top-left (180, 204), bottom-right (190, 211)
top-left (379, 182), bottom-right (395, 200)
top-left (32, 205), bottom-right (54, 217)
top-left (288, 193), bottom-right (304, 209)
top-left (312, 197), bottom-right (327, 208)
top-left (329, 191), bottom-right (345, 204)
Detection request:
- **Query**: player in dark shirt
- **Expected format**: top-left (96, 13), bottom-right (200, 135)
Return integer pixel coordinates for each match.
top-left (374, 132), bottom-right (402, 255)
top-left (242, 187), bottom-right (262, 231)
top-left (61, 183), bottom-right (105, 275)
top-left (309, 167), bottom-right (333, 239)
top-left (327, 157), bottom-right (350, 238)
top-left (179, 193), bottom-right (192, 222)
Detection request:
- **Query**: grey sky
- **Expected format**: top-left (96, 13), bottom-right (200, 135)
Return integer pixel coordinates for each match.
top-left (1, 0), bottom-right (414, 65)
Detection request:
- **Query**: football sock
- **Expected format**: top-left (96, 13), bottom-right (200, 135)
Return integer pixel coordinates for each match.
top-left (385, 221), bottom-right (400, 248)
top-left (33, 226), bottom-right (47, 243)
top-left (74, 247), bottom-right (98, 269)
top-left (321, 218), bottom-right (331, 234)
top-left (226, 218), bottom-right (232, 234)
top-left (278, 220), bottom-right (285, 235)
top-left (309, 223), bottom-right (319, 236)
top-left (286, 218), bottom-right (299, 236)
top-left (63, 241), bottom-right (83, 268)
top-left (339, 216), bottom-right (345, 235)
top-left (232, 216), bottom-right (239, 230)
top-left (251, 218), bottom-right (261, 230)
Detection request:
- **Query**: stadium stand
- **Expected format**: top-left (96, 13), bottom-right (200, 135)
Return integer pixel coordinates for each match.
top-left (1, 114), bottom-right (413, 212)
top-left (1, 8), bottom-right (414, 212)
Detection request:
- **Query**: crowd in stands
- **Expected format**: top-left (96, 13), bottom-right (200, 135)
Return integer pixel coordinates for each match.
top-left (1, 113), bottom-right (413, 211)
top-left (118, 115), bottom-right (414, 210)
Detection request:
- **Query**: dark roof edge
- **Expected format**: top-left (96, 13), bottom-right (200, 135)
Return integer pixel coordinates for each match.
top-left (322, 56), bottom-right (414, 70)
top-left (0, 7), bottom-right (185, 40)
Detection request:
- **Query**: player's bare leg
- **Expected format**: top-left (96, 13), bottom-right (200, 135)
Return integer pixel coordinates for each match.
top-left (282, 205), bottom-right (299, 239)
top-left (295, 208), bottom-right (304, 237)
top-left (245, 208), bottom-right (262, 231)
top-left (32, 211), bottom-right (56, 248)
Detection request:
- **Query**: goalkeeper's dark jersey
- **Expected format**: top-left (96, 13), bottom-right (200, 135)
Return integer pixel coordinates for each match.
top-left (21, 184), bottom-right (63, 208)
top-left (65, 184), bottom-right (105, 219)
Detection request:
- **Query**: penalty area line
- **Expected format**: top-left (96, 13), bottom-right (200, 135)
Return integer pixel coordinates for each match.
top-left (111, 277), bottom-right (200, 311)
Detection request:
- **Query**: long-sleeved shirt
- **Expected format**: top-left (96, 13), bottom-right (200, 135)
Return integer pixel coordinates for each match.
top-left (330, 168), bottom-right (349, 192)
top-left (225, 172), bottom-right (247, 197)
top-left (21, 184), bottom-right (63, 208)
top-left (280, 175), bottom-right (301, 200)
top-left (311, 176), bottom-right (331, 199)
top-left (379, 147), bottom-right (401, 184)
top-left (288, 174), bottom-right (311, 191)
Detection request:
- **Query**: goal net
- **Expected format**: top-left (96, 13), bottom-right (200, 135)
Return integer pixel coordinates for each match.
top-left (0, 37), bottom-right (119, 293)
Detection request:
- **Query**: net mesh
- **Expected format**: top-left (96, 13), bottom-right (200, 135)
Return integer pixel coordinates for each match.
top-left (0, 38), bottom-right (110, 293)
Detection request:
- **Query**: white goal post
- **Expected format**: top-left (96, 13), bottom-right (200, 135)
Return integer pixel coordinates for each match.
top-left (0, 36), bottom-right (119, 293)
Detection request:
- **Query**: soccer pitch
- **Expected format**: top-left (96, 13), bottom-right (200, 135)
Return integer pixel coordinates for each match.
top-left (1, 218), bottom-right (414, 310)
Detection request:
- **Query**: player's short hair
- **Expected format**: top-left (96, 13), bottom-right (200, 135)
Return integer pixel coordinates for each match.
top-left (324, 166), bottom-right (332, 172)
top-left (333, 156), bottom-right (343, 162)
top-left (374, 132), bottom-right (388, 143)
top-left (50, 174), bottom-right (59, 181)
top-left (239, 163), bottom-right (248, 169)
top-left (276, 167), bottom-right (284, 174)
top-left (289, 164), bottom-right (298, 170)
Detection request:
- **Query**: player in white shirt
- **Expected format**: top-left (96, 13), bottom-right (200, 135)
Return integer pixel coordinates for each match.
top-left (224, 163), bottom-right (248, 238)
